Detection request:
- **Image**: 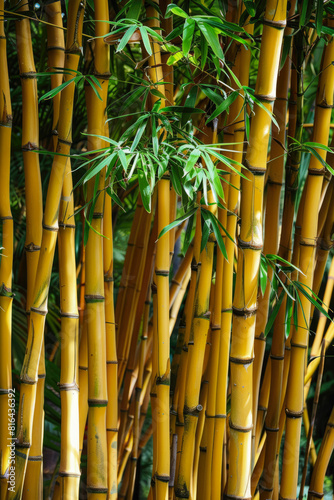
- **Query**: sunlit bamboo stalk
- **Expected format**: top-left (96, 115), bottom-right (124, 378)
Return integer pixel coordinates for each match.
top-left (9, 2), bottom-right (85, 497)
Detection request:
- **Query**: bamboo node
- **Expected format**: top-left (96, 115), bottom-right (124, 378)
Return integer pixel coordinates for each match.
top-left (47, 46), bottom-right (65, 52)
top-left (25, 242), bottom-right (41, 252)
top-left (58, 472), bottom-right (81, 477)
top-left (254, 93), bottom-right (276, 102)
top-left (237, 236), bottom-right (263, 251)
top-left (22, 141), bottom-right (38, 151)
top-left (264, 425), bottom-right (279, 432)
top-left (84, 294), bottom-right (105, 303)
top-left (27, 455), bottom-right (43, 462)
top-left (290, 342), bottom-right (307, 349)
top-left (59, 311), bottom-right (79, 318)
top-left (233, 306), bottom-right (257, 318)
top-left (305, 492), bottom-right (324, 499)
top-left (86, 487), bottom-right (108, 494)
top-left (244, 159), bottom-right (266, 176)
top-left (184, 405), bottom-right (203, 416)
top-left (30, 307), bottom-right (48, 316)
top-left (43, 223), bottom-right (58, 232)
top-left (20, 72), bottom-right (37, 79)
top-left (229, 421), bottom-right (253, 432)
top-left (270, 354), bottom-right (284, 360)
top-left (263, 18), bottom-right (286, 29)
top-left (155, 474), bottom-right (170, 483)
top-left (87, 399), bottom-right (108, 407)
top-left (259, 484), bottom-right (274, 492)
top-left (285, 408), bottom-right (303, 419)
top-left (155, 269), bottom-right (169, 276)
top-left (58, 382), bottom-right (79, 391)
top-left (308, 167), bottom-right (326, 176)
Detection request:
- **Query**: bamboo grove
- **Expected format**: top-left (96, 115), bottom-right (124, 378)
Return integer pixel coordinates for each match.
top-left (1, 0), bottom-right (334, 499)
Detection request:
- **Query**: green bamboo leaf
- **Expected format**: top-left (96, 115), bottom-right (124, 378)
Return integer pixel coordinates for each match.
top-left (201, 216), bottom-right (211, 252)
top-left (145, 26), bottom-right (164, 42)
top-left (86, 76), bottom-right (102, 101)
top-left (266, 254), bottom-right (304, 275)
top-left (139, 26), bottom-right (152, 55)
top-left (206, 90), bottom-right (239, 123)
top-left (300, 0), bottom-right (313, 27)
top-left (39, 77), bottom-right (76, 102)
top-left (160, 106), bottom-right (204, 114)
top-left (200, 33), bottom-right (208, 69)
top-left (243, 1), bottom-right (256, 17)
top-left (118, 149), bottom-right (128, 171)
top-left (138, 167), bottom-right (151, 212)
top-left (200, 86), bottom-right (225, 107)
top-left (83, 155), bottom-right (114, 184)
top-left (293, 282), bottom-right (332, 321)
top-left (182, 213), bottom-right (195, 254)
top-left (264, 290), bottom-right (285, 337)
top-left (117, 25), bottom-right (138, 52)
top-left (201, 208), bottom-right (228, 259)
top-left (186, 148), bottom-right (201, 172)
top-left (182, 18), bottom-right (195, 56)
top-left (316, 0), bottom-right (323, 35)
top-left (166, 3), bottom-right (189, 18)
top-left (260, 257), bottom-right (268, 296)
top-left (197, 21), bottom-right (224, 61)
top-left (165, 24), bottom-right (184, 42)
top-left (131, 116), bottom-right (148, 151)
top-left (106, 187), bottom-right (125, 211)
top-left (158, 206), bottom-right (198, 239)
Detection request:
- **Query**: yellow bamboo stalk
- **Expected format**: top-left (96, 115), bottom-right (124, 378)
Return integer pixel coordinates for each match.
top-left (84, 0), bottom-right (110, 496)
top-left (9, 3), bottom-right (85, 498)
top-left (15, 0), bottom-right (43, 311)
top-left (27, 7), bottom-right (64, 497)
top-left (117, 204), bottom-right (152, 392)
top-left (115, 202), bottom-right (144, 347)
top-left (0, 3), bottom-right (13, 495)
top-left (312, 182), bottom-right (334, 307)
top-left (307, 405), bottom-right (334, 500)
top-left (227, 2), bottom-right (287, 498)
top-left (56, 159), bottom-right (81, 498)
top-left (45, 1), bottom-right (65, 150)
top-left (252, 4), bottom-right (295, 463)
top-left (103, 192), bottom-right (118, 499)
top-left (175, 209), bottom-right (214, 499)
top-left (15, 3), bottom-right (44, 493)
top-left (212, 14), bottom-right (254, 496)
top-left (78, 242), bottom-right (88, 458)
top-left (278, 37), bottom-right (304, 262)
top-left (280, 35), bottom-right (334, 500)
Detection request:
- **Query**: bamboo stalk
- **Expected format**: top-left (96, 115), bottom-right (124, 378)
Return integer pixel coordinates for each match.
top-left (280, 33), bottom-right (334, 500)
top-left (84, 0), bottom-right (110, 496)
top-left (14, 3), bottom-right (44, 494)
top-left (227, 2), bottom-right (287, 498)
top-left (0, 2), bottom-right (13, 496)
top-left (175, 209), bottom-right (215, 499)
top-left (299, 341), bottom-right (326, 500)
top-left (212, 15), bottom-right (254, 497)
top-left (9, 2), bottom-right (85, 497)
top-left (104, 192), bottom-right (118, 499)
top-left (307, 405), bottom-right (334, 500)
top-left (57, 159), bottom-right (81, 498)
